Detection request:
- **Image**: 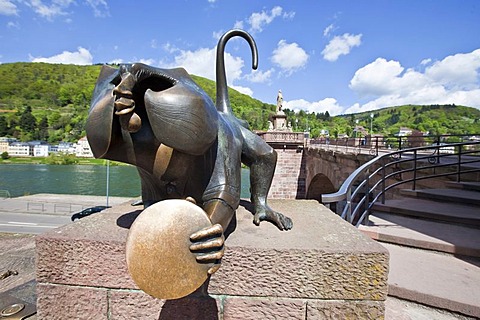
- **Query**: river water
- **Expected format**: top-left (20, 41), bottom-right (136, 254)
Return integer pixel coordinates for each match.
top-left (0, 164), bottom-right (251, 199)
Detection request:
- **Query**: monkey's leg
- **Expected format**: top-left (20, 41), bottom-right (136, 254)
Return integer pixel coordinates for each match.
top-left (241, 127), bottom-right (293, 230)
top-left (202, 119), bottom-right (242, 230)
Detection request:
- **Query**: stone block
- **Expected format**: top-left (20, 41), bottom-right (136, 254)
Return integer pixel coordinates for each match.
top-left (306, 300), bottom-right (385, 319)
top-left (108, 290), bottom-right (221, 320)
top-left (36, 199), bottom-right (388, 319)
top-left (209, 200), bottom-right (389, 300)
top-left (223, 297), bottom-right (306, 319)
top-left (36, 283), bottom-right (107, 319)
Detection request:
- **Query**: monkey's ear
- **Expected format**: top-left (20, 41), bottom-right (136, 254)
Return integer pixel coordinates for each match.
top-left (98, 65), bottom-right (118, 82)
top-left (144, 83), bottom-right (218, 156)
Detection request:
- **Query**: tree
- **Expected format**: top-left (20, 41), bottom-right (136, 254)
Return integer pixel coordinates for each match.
top-left (0, 116), bottom-right (8, 136)
top-left (19, 106), bottom-right (36, 135)
top-left (324, 110), bottom-right (330, 120)
top-left (37, 116), bottom-right (49, 141)
top-left (1, 151), bottom-right (9, 160)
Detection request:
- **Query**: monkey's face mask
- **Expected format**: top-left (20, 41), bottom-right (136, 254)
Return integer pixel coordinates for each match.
top-left (86, 63), bottom-right (219, 160)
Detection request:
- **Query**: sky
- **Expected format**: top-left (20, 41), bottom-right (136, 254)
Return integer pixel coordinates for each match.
top-left (1, 0), bottom-right (480, 116)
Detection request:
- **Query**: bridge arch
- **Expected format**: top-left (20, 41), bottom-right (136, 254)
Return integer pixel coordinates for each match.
top-left (306, 173), bottom-right (335, 200)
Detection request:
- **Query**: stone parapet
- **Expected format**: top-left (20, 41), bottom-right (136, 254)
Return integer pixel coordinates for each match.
top-left (36, 199), bottom-right (388, 319)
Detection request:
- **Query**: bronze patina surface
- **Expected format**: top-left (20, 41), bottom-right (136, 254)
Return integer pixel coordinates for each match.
top-left (126, 200), bottom-right (215, 299)
top-left (86, 29), bottom-right (293, 299)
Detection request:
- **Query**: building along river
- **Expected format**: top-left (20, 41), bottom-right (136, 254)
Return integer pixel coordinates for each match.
top-left (0, 164), bottom-right (251, 199)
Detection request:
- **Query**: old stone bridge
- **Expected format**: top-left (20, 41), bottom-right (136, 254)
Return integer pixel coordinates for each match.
top-left (259, 131), bottom-right (372, 201)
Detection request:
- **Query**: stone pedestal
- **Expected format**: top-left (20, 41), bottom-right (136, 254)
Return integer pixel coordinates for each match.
top-left (36, 199), bottom-right (389, 319)
top-left (272, 112), bottom-right (288, 130)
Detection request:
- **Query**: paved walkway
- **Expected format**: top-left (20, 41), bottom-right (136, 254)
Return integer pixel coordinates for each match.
top-left (362, 185), bottom-right (480, 319)
top-left (1, 194), bottom-right (477, 319)
top-left (0, 193), bottom-right (136, 216)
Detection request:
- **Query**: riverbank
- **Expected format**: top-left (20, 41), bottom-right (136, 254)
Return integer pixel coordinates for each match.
top-left (0, 156), bottom-right (125, 166)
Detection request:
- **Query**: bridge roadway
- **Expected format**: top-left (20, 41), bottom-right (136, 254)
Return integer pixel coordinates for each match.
top-left (0, 194), bottom-right (135, 234)
top-left (266, 141), bottom-right (480, 207)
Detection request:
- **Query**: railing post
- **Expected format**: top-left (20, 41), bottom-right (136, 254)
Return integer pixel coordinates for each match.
top-left (345, 188), bottom-right (352, 222)
top-left (364, 171), bottom-right (370, 224)
top-left (457, 144), bottom-right (463, 182)
top-left (413, 149), bottom-right (417, 190)
top-left (381, 158), bottom-right (386, 204)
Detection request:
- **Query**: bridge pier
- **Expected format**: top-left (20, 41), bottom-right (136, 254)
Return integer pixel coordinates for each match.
top-left (267, 144), bottom-right (372, 202)
top-left (269, 147), bottom-right (306, 199)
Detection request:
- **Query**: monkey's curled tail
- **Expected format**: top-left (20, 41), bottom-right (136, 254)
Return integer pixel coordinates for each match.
top-left (216, 29), bottom-right (258, 115)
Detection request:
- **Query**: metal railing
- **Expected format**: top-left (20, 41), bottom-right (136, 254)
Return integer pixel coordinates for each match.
top-left (321, 141), bottom-right (480, 227)
top-left (310, 134), bottom-right (480, 157)
top-left (0, 190), bottom-right (10, 199)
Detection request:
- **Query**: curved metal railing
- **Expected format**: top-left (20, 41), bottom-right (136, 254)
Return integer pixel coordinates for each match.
top-left (321, 141), bottom-right (480, 227)
top-left (0, 190), bottom-right (11, 199)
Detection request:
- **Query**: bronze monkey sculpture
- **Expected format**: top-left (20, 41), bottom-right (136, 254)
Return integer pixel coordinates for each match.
top-left (86, 29), bottom-right (293, 275)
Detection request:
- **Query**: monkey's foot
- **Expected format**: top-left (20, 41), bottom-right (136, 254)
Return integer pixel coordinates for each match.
top-left (253, 205), bottom-right (293, 231)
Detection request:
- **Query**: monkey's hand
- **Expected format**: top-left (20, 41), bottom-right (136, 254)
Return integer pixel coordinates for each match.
top-left (112, 64), bottom-right (142, 132)
top-left (189, 223), bottom-right (225, 275)
top-left (112, 63), bottom-right (169, 133)
top-left (253, 205), bottom-right (293, 231)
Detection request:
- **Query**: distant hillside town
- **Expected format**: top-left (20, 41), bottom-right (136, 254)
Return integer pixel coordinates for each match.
top-left (0, 136), bottom-right (93, 158)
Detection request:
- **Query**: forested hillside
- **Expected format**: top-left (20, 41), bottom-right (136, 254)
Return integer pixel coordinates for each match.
top-left (0, 63), bottom-right (277, 142)
top-left (0, 62), bottom-right (479, 143)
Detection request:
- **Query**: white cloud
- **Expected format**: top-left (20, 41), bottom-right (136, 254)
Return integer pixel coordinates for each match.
top-left (162, 42), bottom-right (178, 54)
top-left (231, 85), bottom-right (253, 96)
top-left (27, 0), bottom-right (74, 20)
top-left (150, 39), bottom-right (158, 49)
top-left (282, 10), bottom-right (295, 20)
top-left (162, 45), bottom-right (259, 97)
top-left (421, 58), bottom-right (432, 66)
top-left (138, 58), bottom-right (155, 66)
top-left (30, 47), bottom-right (93, 65)
top-left (23, 0), bottom-right (108, 20)
top-left (7, 20), bottom-right (19, 28)
top-left (271, 40), bottom-right (309, 75)
top-left (109, 58), bottom-right (123, 64)
top-left (346, 49), bottom-right (480, 113)
top-left (245, 68), bottom-right (274, 83)
top-left (233, 20), bottom-right (243, 29)
top-left (284, 98), bottom-right (344, 116)
top-left (350, 58), bottom-right (409, 96)
top-left (167, 47), bottom-right (216, 80)
top-left (247, 6), bottom-right (296, 33)
top-left (322, 33), bottom-right (362, 62)
top-left (0, 0), bottom-right (18, 16)
top-left (426, 49), bottom-right (480, 90)
top-left (323, 24), bottom-right (335, 37)
top-left (84, 0), bottom-right (109, 17)
top-left (166, 46), bottom-right (244, 84)
top-left (248, 6), bottom-right (282, 32)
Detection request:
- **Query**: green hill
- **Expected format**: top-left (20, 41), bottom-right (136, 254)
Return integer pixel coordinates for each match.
top-left (338, 104), bottom-right (480, 137)
top-left (0, 62), bottom-right (276, 142)
top-left (0, 62), bottom-right (479, 142)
